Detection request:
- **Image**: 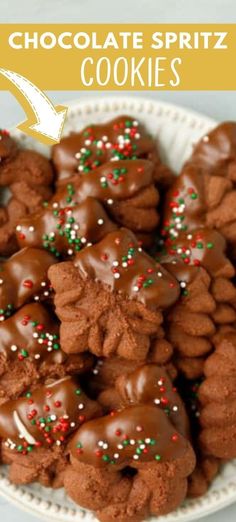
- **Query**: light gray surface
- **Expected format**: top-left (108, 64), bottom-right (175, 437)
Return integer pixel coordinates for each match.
top-left (1, 1), bottom-right (236, 521)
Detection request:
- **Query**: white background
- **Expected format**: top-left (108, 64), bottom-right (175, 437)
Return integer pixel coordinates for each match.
top-left (0, 0), bottom-right (236, 520)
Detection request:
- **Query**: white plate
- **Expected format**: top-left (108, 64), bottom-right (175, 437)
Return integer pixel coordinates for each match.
top-left (1, 96), bottom-right (236, 522)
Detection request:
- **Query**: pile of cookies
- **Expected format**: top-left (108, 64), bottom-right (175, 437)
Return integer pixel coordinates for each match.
top-left (0, 116), bottom-right (236, 522)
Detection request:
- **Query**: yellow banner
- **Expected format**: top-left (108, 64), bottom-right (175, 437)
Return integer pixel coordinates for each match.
top-left (0, 24), bottom-right (235, 90)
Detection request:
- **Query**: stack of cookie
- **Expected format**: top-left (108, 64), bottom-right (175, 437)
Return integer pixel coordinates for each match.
top-left (0, 115), bottom-right (236, 522)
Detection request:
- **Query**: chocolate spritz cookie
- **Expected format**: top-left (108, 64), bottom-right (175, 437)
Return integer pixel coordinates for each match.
top-left (163, 122), bottom-right (236, 258)
top-left (159, 209), bottom-right (236, 378)
top-left (0, 376), bottom-right (102, 487)
top-left (0, 247), bottom-right (56, 320)
top-left (64, 365), bottom-right (195, 522)
top-left (0, 129), bottom-right (54, 255)
top-left (176, 377), bottom-right (220, 498)
top-left (49, 228), bottom-right (180, 360)
top-left (0, 303), bottom-right (93, 403)
top-left (16, 197), bottom-right (117, 259)
top-left (97, 364), bottom-right (190, 438)
top-left (198, 328), bottom-right (236, 459)
top-left (52, 115), bottom-right (173, 188)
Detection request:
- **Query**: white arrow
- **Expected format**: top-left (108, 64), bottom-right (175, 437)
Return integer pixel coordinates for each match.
top-left (0, 68), bottom-right (67, 144)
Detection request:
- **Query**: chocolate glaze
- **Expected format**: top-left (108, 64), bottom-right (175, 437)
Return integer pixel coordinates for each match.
top-left (0, 376), bottom-right (101, 452)
top-left (158, 228), bottom-right (234, 280)
top-left (69, 404), bottom-right (188, 469)
top-left (0, 248), bottom-right (56, 318)
top-left (189, 122), bottom-right (236, 176)
top-left (74, 228), bottom-right (179, 309)
top-left (52, 116), bottom-right (156, 183)
top-left (163, 164), bottom-right (206, 233)
top-left (16, 197), bottom-right (117, 257)
top-left (53, 159), bottom-right (156, 205)
top-left (0, 303), bottom-right (62, 365)
top-left (117, 364), bottom-right (189, 438)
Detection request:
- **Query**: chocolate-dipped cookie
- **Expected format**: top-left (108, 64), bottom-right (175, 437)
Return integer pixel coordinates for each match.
top-left (52, 159), bottom-right (160, 239)
top-left (0, 247), bottom-right (56, 320)
top-left (49, 228), bottom-right (180, 360)
top-left (65, 394), bottom-right (195, 521)
top-left (52, 115), bottom-right (173, 188)
top-left (0, 129), bottom-right (54, 255)
top-left (16, 197), bottom-right (117, 258)
top-left (0, 376), bottom-right (102, 487)
top-left (163, 122), bottom-right (236, 259)
top-left (157, 226), bottom-right (236, 378)
top-left (0, 303), bottom-right (93, 402)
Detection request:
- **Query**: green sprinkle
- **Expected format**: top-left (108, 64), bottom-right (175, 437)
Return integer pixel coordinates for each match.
top-left (102, 455), bottom-right (110, 462)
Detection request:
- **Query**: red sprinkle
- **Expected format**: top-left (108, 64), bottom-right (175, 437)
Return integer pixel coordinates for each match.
top-left (23, 279), bottom-right (33, 289)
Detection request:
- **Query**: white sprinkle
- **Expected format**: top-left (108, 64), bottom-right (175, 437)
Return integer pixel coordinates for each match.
top-left (114, 273), bottom-right (120, 279)
top-left (173, 406), bottom-right (178, 412)
top-left (107, 199), bottom-right (113, 205)
top-left (187, 234), bottom-right (193, 240)
top-left (34, 354), bottom-right (41, 360)
top-left (75, 152), bottom-right (81, 159)
top-left (133, 455), bottom-right (139, 460)
top-left (11, 345), bottom-right (17, 352)
top-left (117, 444), bottom-right (123, 450)
top-left (78, 403), bottom-right (84, 410)
top-left (180, 282), bottom-right (186, 288)
top-left (97, 219), bottom-right (104, 226)
top-left (203, 135), bottom-right (209, 142)
top-left (112, 261), bottom-right (119, 267)
top-left (16, 225), bottom-right (22, 232)
top-left (154, 398), bottom-right (160, 405)
top-left (0, 279), bottom-right (3, 285)
top-left (133, 286), bottom-right (139, 292)
top-left (29, 226), bottom-right (35, 232)
top-left (114, 453), bottom-right (119, 459)
top-left (50, 414), bottom-right (57, 421)
top-left (98, 440), bottom-right (104, 447)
